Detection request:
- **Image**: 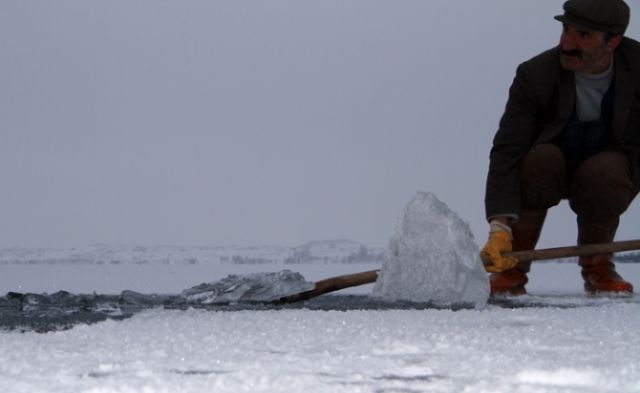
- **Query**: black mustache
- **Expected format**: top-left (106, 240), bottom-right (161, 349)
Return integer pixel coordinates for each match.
top-left (561, 49), bottom-right (582, 58)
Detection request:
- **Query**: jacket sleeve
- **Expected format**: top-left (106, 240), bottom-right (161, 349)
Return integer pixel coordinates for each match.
top-left (484, 62), bottom-right (541, 220)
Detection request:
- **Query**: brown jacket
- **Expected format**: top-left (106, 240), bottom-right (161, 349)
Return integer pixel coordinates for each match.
top-left (485, 36), bottom-right (640, 219)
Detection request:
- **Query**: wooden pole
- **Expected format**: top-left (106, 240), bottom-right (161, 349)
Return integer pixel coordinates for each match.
top-left (277, 270), bottom-right (379, 303)
top-left (481, 239), bottom-right (640, 265)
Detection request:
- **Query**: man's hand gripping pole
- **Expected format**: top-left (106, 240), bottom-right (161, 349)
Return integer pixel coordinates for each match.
top-left (480, 220), bottom-right (519, 273)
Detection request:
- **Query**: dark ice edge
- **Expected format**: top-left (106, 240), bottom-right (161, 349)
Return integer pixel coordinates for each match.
top-left (1, 291), bottom-right (638, 333)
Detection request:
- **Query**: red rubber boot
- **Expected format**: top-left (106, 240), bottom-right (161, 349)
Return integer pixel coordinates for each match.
top-left (580, 255), bottom-right (634, 294)
top-left (489, 268), bottom-right (529, 296)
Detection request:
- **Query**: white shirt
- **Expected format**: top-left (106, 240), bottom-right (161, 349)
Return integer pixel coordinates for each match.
top-left (574, 60), bottom-right (614, 122)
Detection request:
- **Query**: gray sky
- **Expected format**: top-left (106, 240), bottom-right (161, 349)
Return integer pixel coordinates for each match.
top-left (2, 1), bottom-right (639, 249)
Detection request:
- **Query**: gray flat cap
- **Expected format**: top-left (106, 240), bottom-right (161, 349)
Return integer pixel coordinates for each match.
top-left (554, 0), bottom-right (630, 35)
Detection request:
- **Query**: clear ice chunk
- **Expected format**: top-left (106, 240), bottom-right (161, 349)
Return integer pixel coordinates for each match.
top-left (373, 192), bottom-right (489, 307)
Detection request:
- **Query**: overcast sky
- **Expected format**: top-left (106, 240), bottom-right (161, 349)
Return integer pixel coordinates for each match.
top-left (2, 1), bottom-right (639, 249)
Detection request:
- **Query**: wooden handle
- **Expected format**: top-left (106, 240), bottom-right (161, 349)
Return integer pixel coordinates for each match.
top-left (481, 239), bottom-right (640, 265)
top-left (277, 269), bottom-right (379, 303)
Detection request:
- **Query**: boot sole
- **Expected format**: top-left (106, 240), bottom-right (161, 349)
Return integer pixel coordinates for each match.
top-left (584, 282), bottom-right (634, 295)
top-left (490, 285), bottom-right (527, 297)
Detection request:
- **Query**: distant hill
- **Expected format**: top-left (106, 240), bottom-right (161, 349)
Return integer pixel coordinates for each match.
top-left (284, 239), bottom-right (385, 264)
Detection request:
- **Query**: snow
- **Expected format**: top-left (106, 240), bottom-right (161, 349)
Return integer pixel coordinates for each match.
top-left (1, 244), bottom-right (640, 392)
top-left (1, 293), bottom-right (640, 393)
top-left (373, 192), bottom-right (489, 307)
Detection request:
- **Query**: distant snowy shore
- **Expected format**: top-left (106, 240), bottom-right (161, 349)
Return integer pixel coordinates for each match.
top-left (0, 239), bottom-right (385, 266)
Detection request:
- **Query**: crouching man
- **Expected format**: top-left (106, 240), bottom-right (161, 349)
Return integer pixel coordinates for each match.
top-left (481, 0), bottom-right (639, 295)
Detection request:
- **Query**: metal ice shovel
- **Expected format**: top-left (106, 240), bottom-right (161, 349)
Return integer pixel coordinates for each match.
top-left (279, 239), bottom-right (640, 303)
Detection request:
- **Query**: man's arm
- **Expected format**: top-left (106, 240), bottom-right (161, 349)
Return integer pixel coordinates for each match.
top-left (485, 62), bottom-right (541, 220)
top-left (482, 61), bottom-right (542, 272)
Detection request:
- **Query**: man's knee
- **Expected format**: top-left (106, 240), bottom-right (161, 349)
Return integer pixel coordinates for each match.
top-left (569, 150), bottom-right (635, 221)
top-left (520, 144), bottom-right (566, 209)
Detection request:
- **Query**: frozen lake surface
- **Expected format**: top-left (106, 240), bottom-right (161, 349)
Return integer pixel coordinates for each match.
top-left (4, 299), bottom-right (640, 393)
top-left (1, 249), bottom-right (639, 392)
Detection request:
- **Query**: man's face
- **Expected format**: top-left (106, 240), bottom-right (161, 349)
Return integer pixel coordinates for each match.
top-left (559, 23), bottom-right (619, 74)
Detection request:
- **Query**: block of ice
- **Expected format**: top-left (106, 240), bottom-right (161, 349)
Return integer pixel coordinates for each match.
top-left (182, 270), bottom-right (315, 304)
top-left (372, 192), bottom-right (489, 307)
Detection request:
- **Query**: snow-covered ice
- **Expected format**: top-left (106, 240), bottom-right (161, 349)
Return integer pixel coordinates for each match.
top-left (1, 293), bottom-right (640, 393)
top-left (373, 192), bottom-right (489, 307)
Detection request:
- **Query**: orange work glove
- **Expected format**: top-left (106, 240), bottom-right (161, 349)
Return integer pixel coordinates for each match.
top-left (480, 222), bottom-right (519, 273)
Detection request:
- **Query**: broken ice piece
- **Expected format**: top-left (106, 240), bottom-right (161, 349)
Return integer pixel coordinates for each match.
top-left (181, 270), bottom-right (315, 304)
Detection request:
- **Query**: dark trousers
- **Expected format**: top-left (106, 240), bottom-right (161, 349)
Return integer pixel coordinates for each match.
top-left (512, 143), bottom-right (636, 270)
